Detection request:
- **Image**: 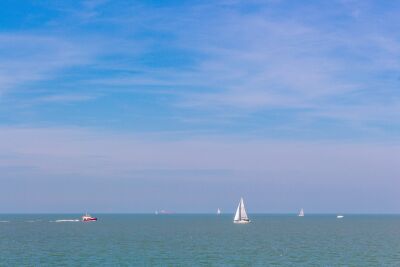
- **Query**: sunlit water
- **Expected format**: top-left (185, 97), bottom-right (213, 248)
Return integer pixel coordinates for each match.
top-left (1, 214), bottom-right (399, 266)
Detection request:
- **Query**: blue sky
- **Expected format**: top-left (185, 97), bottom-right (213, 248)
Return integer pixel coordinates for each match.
top-left (0, 0), bottom-right (399, 213)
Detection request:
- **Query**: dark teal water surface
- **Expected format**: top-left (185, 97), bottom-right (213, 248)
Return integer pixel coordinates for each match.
top-left (1, 214), bottom-right (399, 266)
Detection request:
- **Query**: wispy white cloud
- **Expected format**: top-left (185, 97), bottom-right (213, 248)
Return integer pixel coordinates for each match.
top-left (73, 1), bottom-right (400, 117)
top-left (31, 93), bottom-right (98, 104)
top-left (1, 1), bottom-right (399, 139)
top-left (0, 34), bottom-right (93, 94)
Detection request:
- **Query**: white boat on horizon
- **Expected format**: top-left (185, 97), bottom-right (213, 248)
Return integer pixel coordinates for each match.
top-left (233, 197), bottom-right (251, 224)
top-left (298, 208), bottom-right (304, 217)
top-left (337, 215), bottom-right (344, 219)
top-left (82, 212), bottom-right (97, 222)
top-left (217, 208), bottom-right (221, 215)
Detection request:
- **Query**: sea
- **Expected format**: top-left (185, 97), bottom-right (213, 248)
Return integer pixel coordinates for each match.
top-left (1, 214), bottom-right (399, 266)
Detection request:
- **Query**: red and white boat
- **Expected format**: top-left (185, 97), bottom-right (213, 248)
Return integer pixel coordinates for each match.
top-left (82, 213), bottom-right (97, 222)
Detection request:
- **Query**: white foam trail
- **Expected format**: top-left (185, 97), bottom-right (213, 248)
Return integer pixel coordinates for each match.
top-left (51, 219), bottom-right (80, 223)
top-left (0, 220), bottom-right (9, 223)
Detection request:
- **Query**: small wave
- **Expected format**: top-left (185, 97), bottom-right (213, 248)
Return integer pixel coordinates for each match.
top-left (51, 219), bottom-right (80, 223)
top-left (0, 220), bottom-right (9, 223)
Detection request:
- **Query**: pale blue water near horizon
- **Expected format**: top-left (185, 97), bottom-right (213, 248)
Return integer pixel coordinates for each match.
top-left (1, 214), bottom-right (400, 266)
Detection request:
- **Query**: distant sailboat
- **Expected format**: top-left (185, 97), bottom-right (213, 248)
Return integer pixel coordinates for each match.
top-left (233, 197), bottom-right (251, 224)
top-left (298, 208), bottom-right (304, 217)
top-left (337, 215), bottom-right (344, 219)
top-left (217, 208), bottom-right (221, 215)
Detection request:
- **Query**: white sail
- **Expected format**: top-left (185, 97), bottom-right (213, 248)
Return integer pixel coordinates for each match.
top-left (234, 203), bottom-right (240, 221)
top-left (298, 208), bottom-right (304, 217)
top-left (233, 197), bottom-right (250, 223)
top-left (239, 198), bottom-right (248, 220)
top-left (217, 208), bottom-right (221, 215)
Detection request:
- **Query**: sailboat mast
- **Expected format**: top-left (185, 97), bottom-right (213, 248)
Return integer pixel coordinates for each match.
top-left (239, 198), bottom-right (242, 220)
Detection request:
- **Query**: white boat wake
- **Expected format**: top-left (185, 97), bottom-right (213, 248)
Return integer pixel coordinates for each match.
top-left (51, 219), bottom-right (80, 223)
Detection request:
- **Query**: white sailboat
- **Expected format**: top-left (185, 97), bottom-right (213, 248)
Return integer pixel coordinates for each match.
top-left (217, 208), bottom-right (221, 215)
top-left (298, 208), bottom-right (304, 217)
top-left (233, 197), bottom-right (251, 224)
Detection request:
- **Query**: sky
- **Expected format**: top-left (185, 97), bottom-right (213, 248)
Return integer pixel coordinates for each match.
top-left (0, 0), bottom-right (399, 213)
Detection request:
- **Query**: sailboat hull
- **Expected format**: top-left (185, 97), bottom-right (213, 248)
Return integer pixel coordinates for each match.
top-left (233, 220), bottom-right (251, 224)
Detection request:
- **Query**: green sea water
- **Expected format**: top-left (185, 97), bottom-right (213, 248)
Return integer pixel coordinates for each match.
top-left (0, 214), bottom-right (399, 266)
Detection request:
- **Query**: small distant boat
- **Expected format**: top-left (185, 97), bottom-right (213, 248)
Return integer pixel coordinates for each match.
top-left (217, 208), bottom-right (221, 215)
top-left (233, 197), bottom-right (251, 224)
top-left (155, 210), bottom-right (159, 215)
top-left (297, 209), bottom-right (304, 217)
top-left (158, 210), bottom-right (173, 215)
top-left (298, 208), bottom-right (304, 217)
top-left (337, 215), bottom-right (344, 219)
top-left (82, 213), bottom-right (97, 222)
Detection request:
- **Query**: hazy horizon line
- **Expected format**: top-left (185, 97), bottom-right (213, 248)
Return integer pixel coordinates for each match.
top-left (2, 212), bottom-right (400, 215)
